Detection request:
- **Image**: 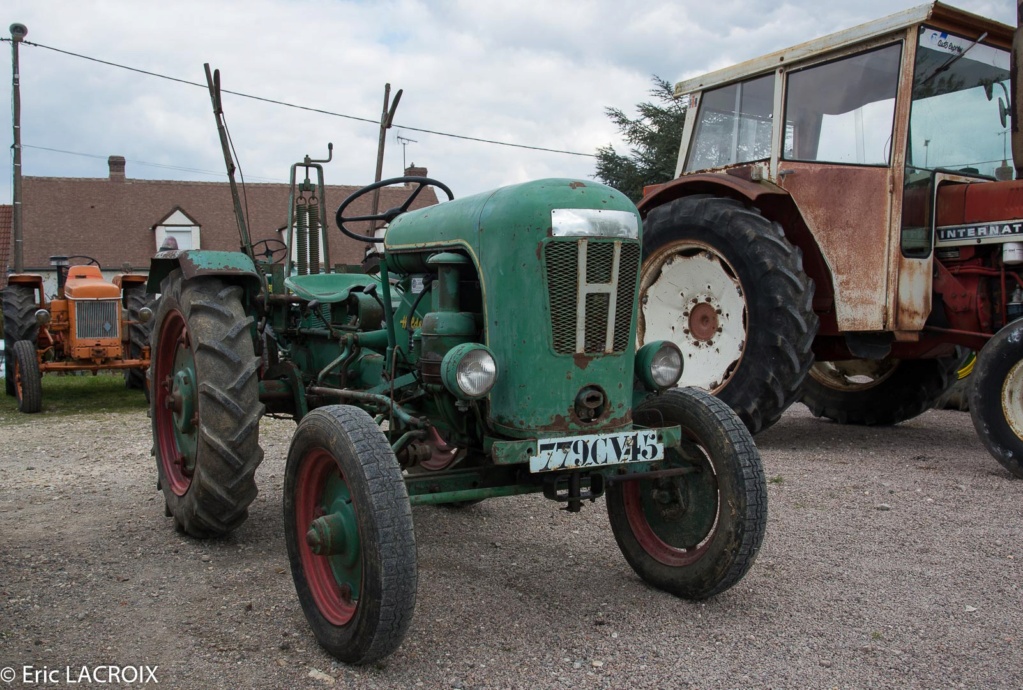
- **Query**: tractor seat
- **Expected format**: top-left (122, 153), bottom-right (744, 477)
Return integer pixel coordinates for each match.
top-left (284, 273), bottom-right (380, 304)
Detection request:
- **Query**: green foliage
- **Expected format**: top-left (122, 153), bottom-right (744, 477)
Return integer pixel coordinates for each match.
top-left (596, 76), bottom-right (687, 202)
top-left (0, 372), bottom-right (147, 423)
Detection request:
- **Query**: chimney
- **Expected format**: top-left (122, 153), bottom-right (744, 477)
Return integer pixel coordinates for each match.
top-left (404, 162), bottom-right (427, 179)
top-left (108, 155), bottom-right (126, 182)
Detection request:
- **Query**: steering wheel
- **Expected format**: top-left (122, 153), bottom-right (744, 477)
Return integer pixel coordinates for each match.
top-left (335, 176), bottom-right (454, 243)
top-left (67, 255), bottom-right (102, 269)
top-left (252, 238), bottom-right (288, 264)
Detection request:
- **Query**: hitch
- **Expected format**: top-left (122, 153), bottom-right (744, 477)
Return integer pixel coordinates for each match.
top-left (542, 472), bottom-right (605, 513)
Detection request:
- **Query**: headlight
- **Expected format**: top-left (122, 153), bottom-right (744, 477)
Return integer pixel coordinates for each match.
top-left (441, 343), bottom-right (498, 400)
top-left (636, 340), bottom-right (683, 391)
top-left (138, 307), bottom-right (153, 323)
top-left (35, 309), bottom-right (51, 326)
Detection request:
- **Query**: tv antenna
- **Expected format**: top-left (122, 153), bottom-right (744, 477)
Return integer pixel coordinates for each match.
top-left (397, 133), bottom-right (418, 170)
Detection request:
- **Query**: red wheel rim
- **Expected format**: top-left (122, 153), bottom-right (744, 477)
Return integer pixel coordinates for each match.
top-left (622, 451), bottom-right (719, 567)
top-left (153, 308), bottom-right (195, 496)
top-left (295, 448), bottom-right (359, 627)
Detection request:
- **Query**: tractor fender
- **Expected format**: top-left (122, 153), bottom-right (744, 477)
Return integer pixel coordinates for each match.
top-left (637, 173), bottom-right (836, 331)
top-left (637, 173), bottom-right (788, 216)
top-left (146, 250), bottom-right (262, 295)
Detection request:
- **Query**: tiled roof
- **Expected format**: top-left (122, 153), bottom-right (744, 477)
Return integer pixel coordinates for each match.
top-left (17, 165), bottom-right (439, 272)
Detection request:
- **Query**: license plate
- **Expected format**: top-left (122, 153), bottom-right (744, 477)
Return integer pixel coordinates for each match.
top-left (528, 430), bottom-right (663, 473)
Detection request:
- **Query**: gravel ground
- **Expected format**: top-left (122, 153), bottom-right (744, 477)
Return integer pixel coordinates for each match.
top-left (1, 403), bottom-right (1021, 689)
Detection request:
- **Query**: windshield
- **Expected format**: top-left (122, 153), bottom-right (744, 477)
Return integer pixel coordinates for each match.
top-left (908, 26), bottom-right (1012, 179)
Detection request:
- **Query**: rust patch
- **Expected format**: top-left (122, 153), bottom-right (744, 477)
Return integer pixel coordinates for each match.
top-left (569, 181), bottom-right (586, 189)
top-left (573, 353), bottom-right (593, 370)
top-left (689, 302), bottom-right (719, 341)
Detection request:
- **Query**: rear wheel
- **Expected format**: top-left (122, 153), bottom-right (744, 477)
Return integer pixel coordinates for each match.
top-left (284, 406), bottom-right (417, 664)
top-left (124, 286), bottom-right (156, 395)
top-left (4, 285), bottom-right (39, 397)
top-left (640, 195), bottom-right (817, 435)
top-left (801, 355), bottom-right (960, 425)
top-left (12, 340), bottom-right (42, 413)
top-left (606, 388), bottom-right (767, 599)
top-left (151, 270), bottom-right (264, 537)
top-left (970, 323), bottom-right (1023, 477)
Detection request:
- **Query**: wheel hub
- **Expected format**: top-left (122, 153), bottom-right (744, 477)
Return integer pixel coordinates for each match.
top-left (306, 506), bottom-right (359, 564)
top-left (688, 302), bottom-right (720, 342)
top-left (170, 369), bottom-right (196, 434)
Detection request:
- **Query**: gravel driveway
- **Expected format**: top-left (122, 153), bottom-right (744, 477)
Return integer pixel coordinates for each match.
top-left (1, 403), bottom-right (1020, 689)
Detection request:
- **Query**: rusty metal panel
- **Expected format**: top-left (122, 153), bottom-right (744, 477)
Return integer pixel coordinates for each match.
top-left (889, 28), bottom-right (932, 333)
top-left (779, 163), bottom-right (891, 330)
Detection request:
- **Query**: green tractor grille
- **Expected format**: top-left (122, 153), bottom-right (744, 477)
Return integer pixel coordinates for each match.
top-left (545, 240), bottom-right (639, 355)
top-left (75, 300), bottom-right (120, 339)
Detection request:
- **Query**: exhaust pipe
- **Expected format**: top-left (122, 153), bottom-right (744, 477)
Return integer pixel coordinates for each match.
top-left (1013, 2), bottom-right (1023, 178)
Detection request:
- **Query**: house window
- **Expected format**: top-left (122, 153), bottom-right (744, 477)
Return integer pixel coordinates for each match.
top-left (154, 208), bottom-right (201, 251)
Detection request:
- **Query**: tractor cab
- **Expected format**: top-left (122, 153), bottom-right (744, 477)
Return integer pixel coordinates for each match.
top-left (638, 1), bottom-right (1023, 479)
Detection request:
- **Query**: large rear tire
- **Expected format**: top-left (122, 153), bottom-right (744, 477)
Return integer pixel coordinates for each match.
top-left (606, 388), bottom-right (767, 599)
top-left (969, 322), bottom-right (1023, 478)
top-left (124, 285), bottom-right (156, 395)
top-left (151, 270), bottom-right (264, 537)
top-left (4, 285), bottom-right (39, 397)
top-left (640, 195), bottom-right (817, 434)
top-left (801, 355), bottom-right (960, 425)
top-left (284, 406), bottom-right (418, 664)
top-left (12, 340), bottom-right (42, 414)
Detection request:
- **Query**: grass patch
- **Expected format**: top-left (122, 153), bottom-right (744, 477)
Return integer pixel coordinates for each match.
top-left (768, 475), bottom-right (784, 485)
top-left (0, 372), bottom-right (147, 423)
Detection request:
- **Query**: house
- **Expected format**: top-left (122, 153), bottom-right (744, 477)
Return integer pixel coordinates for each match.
top-left (5, 156), bottom-right (439, 294)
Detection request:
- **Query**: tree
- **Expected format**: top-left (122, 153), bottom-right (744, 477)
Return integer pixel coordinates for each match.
top-left (596, 76), bottom-right (687, 202)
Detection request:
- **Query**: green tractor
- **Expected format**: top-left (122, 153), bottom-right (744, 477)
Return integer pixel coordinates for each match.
top-left (146, 66), bottom-right (768, 664)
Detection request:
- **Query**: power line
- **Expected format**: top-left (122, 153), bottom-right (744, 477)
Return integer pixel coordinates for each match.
top-left (3, 38), bottom-right (597, 159)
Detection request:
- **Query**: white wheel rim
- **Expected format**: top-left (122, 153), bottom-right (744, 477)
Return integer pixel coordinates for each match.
top-left (640, 243), bottom-right (746, 392)
top-left (809, 359), bottom-right (898, 392)
top-left (1001, 359), bottom-right (1023, 439)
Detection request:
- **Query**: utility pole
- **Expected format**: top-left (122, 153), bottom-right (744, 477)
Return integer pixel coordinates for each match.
top-left (369, 83), bottom-right (402, 235)
top-left (10, 23), bottom-right (27, 273)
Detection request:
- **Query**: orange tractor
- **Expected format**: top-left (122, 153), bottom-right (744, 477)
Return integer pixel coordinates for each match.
top-left (2, 255), bottom-right (154, 413)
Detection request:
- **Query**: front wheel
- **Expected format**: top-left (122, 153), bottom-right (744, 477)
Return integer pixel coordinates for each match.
top-left (970, 323), bottom-right (1023, 478)
top-left (606, 388), bottom-right (767, 599)
top-left (284, 406), bottom-right (418, 664)
top-left (12, 340), bottom-right (42, 413)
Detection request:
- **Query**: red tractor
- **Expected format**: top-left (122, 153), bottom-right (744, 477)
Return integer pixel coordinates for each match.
top-left (638, 2), bottom-right (1023, 476)
top-left (3, 255), bottom-right (154, 412)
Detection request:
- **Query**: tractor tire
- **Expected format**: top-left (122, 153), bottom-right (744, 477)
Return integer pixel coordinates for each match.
top-left (12, 340), bottom-right (42, 413)
top-left (124, 285), bottom-right (156, 395)
top-left (4, 285), bottom-right (39, 397)
top-left (606, 388), bottom-right (767, 599)
top-left (969, 322), bottom-right (1023, 478)
top-left (284, 405), bottom-right (418, 664)
top-left (640, 195), bottom-right (817, 435)
top-left (151, 270), bottom-right (264, 538)
top-left (801, 355), bottom-right (961, 426)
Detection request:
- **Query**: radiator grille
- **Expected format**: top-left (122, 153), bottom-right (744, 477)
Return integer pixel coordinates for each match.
top-left (75, 300), bottom-right (120, 339)
top-left (544, 240), bottom-right (639, 355)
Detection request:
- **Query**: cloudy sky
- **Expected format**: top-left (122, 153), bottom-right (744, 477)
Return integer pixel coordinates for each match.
top-left (1, 0), bottom-right (1015, 205)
